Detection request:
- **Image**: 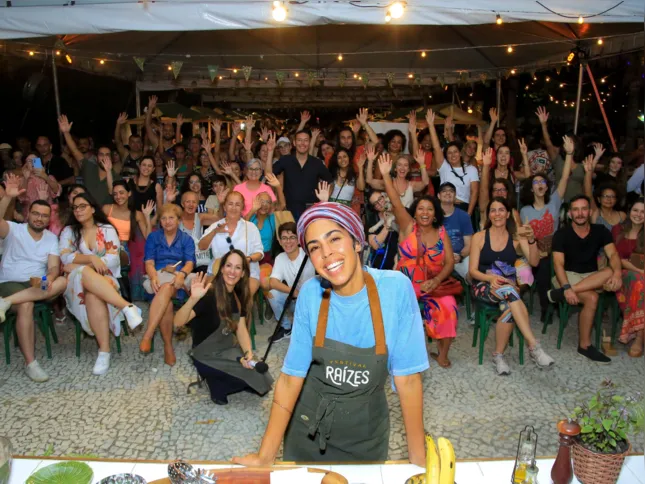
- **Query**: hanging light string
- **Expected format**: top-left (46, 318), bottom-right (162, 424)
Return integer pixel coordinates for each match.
top-left (535, 1), bottom-right (624, 21)
top-left (5, 31), bottom-right (637, 60)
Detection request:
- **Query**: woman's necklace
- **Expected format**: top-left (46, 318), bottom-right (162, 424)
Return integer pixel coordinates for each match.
top-left (135, 176), bottom-right (151, 193)
top-left (495, 167), bottom-right (509, 179)
top-left (393, 177), bottom-right (407, 196)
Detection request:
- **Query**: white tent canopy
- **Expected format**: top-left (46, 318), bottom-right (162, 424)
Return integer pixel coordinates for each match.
top-left (0, 0), bottom-right (643, 39)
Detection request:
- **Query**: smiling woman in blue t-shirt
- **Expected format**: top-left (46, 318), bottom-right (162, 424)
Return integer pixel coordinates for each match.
top-left (233, 202), bottom-right (429, 467)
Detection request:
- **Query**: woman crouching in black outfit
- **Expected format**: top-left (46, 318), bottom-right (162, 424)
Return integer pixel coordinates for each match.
top-left (173, 250), bottom-right (273, 405)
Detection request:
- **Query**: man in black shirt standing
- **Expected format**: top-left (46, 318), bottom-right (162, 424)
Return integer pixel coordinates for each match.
top-left (35, 135), bottom-right (75, 189)
top-left (267, 130), bottom-right (332, 221)
top-left (549, 194), bottom-right (622, 363)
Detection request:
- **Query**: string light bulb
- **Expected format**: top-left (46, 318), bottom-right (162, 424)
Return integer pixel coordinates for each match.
top-left (408, 73), bottom-right (414, 79)
top-left (421, 51), bottom-right (427, 58)
top-left (496, 14), bottom-right (503, 25)
top-left (353, 73), bottom-right (358, 79)
top-left (167, 66), bottom-right (172, 71)
top-left (577, 15), bottom-right (584, 24)
top-left (467, 107), bottom-right (473, 114)
top-left (510, 69), bottom-right (516, 75)
top-left (507, 46), bottom-right (514, 53)
top-left (601, 77), bottom-right (606, 83)
top-left (597, 38), bottom-right (604, 45)
top-left (28, 51), bottom-right (35, 56)
top-left (272, 1), bottom-right (287, 22)
top-left (559, 83), bottom-right (564, 88)
top-left (294, 72), bottom-right (299, 77)
top-left (65, 54), bottom-right (73, 64)
top-left (385, 12), bottom-right (391, 22)
top-left (389, 2), bottom-right (405, 19)
top-left (545, 76), bottom-right (551, 82)
top-left (337, 54), bottom-right (343, 61)
top-left (218, 76), bottom-right (223, 80)
top-left (55, 50), bottom-right (61, 56)
top-left (233, 68), bottom-right (238, 73)
top-left (99, 59), bottom-right (105, 65)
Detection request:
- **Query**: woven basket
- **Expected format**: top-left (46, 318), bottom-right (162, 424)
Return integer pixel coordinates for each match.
top-left (571, 439), bottom-right (631, 484)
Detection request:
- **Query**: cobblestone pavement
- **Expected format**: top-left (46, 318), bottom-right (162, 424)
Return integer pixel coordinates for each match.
top-left (1, 301), bottom-right (643, 462)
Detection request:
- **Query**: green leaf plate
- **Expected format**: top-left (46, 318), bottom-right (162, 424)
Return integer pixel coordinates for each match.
top-left (27, 461), bottom-right (93, 484)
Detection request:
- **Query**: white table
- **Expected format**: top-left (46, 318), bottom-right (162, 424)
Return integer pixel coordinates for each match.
top-left (8, 455), bottom-right (644, 483)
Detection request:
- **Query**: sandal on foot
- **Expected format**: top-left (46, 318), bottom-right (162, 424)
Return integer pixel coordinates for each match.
top-left (139, 337), bottom-right (152, 354)
top-left (430, 352), bottom-right (452, 368)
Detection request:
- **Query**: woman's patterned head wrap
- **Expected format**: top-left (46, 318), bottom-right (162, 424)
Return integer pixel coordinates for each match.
top-left (297, 202), bottom-right (365, 250)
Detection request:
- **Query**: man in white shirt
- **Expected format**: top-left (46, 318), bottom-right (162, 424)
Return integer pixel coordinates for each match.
top-left (0, 175), bottom-right (67, 382)
top-left (267, 222), bottom-right (315, 343)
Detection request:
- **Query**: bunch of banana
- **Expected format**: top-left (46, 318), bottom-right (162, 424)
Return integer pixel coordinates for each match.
top-left (405, 433), bottom-right (456, 484)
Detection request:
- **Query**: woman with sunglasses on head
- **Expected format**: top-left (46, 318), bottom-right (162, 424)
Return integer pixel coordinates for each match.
top-left (233, 159), bottom-right (281, 217)
top-left (59, 193), bottom-right (143, 375)
top-left (519, 136), bottom-right (574, 321)
top-left (198, 191), bottom-right (264, 301)
top-left (174, 254), bottom-right (273, 405)
top-left (427, 109), bottom-right (480, 217)
top-left (139, 203), bottom-right (196, 365)
top-left (583, 155), bottom-right (626, 231)
top-left (233, 201), bottom-right (428, 467)
top-left (469, 197), bottom-right (554, 375)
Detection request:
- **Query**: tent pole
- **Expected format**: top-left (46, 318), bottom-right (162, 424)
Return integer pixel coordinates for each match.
top-left (585, 64), bottom-right (618, 151)
top-left (135, 81), bottom-right (141, 119)
top-left (51, 51), bottom-right (63, 146)
top-left (573, 63), bottom-right (584, 135)
top-left (496, 74), bottom-right (501, 128)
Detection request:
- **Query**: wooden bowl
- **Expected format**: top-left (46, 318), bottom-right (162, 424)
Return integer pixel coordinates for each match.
top-left (149, 466), bottom-right (348, 484)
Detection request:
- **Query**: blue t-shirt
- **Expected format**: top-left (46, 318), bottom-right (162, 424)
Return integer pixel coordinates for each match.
top-left (250, 213), bottom-right (276, 254)
top-left (442, 207), bottom-right (473, 254)
top-left (144, 230), bottom-right (196, 271)
top-left (282, 267), bottom-right (429, 387)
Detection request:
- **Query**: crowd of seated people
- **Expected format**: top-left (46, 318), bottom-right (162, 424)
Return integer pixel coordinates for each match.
top-left (0, 98), bottom-right (643, 387)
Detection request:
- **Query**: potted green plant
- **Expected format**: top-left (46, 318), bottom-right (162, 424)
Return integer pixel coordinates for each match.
top-left (570, 380), bottom-right (644, 484)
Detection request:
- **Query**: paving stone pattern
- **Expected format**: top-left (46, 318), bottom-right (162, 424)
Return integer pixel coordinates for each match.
top-left (1, 302), bottom-right (643, 462)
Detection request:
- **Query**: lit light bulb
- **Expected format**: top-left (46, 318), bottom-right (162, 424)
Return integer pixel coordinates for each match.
top-left (467, 107), bottom-right (473, 114)
top-left (408, 73), bottom-right (414, 79)
top-left (421, 51), bottom-right (427, 58)
top-left (99, 59), bottom-right (105, 65)
top-left (294, 72), bottom-right (299, 77)
top-left (272, 2), bottom-right (287, 22)
top-left (525, 85), bottom-right (529, 90)
top-left (507, 46), bottom-right (514, 53)
top-left (578, 15), bottom-right (584, 24)
top-left (168, 66), bottom-right (172, 71)
top-left (65, 54), bottom-right (73, 64)
top-left (337, 54), bottom-right (343, 61)
top-left (559, 83), bottom-right (564, 88)
top-left (510, 69), bottom-right (516, 75)
top-left (444, 85), bottom-right (448, 91)
top-left (218, 76), bottom-right (223, 80)
top-left (29, 51), bottom-right (35, 56)
top-left (55, 50), bottom-right (61, 56)
top-left (385, 12), bottom-right (391, 22)
top-left (533, 76), bottom-right (537, 81)
top-left (469, 92), bottom-right (473, 97)
top-left (233, 68), bottom-right (238, 73)
top-left (389, 2), bottom-right (405, 19)
top-left (597, 38), bottom-right (604, 45)
top-left (264, 77), bottom-right (268, 80)
top-left (546, 76), bottom-right (551, 82)
top-left (555, 100), bottom-right (559, 104)
top-left (496, 14), bottom-right (503, 25)
top-left (549, 96), bottom-right (554, 101)
top-left (601, 78), bottom-right (606, 83)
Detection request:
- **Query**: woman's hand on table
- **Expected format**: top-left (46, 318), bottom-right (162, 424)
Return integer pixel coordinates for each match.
top-left (231, 453), bottom-right (274, 467)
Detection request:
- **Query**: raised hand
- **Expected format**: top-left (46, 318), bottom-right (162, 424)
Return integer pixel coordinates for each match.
top-left (166, 160), bottom-right (177, 178)
top-left (243, 137), bottom-right (253, 153)
top-left (164, 185), bottom-right (177, 203)
top-left (356, 108), bottom-right (369, 126)
top-left (217, 187), bottom-right (230, 205)
top-left (407, 110), bottom-right (417, 132)
top-left (212, 118), bottom-right (222, 133)
top-left (535, 106), bottom-right (549, 125)
top-left (482, 147), bottom-right (493, 167)
top-left (592, 142), bottom-right (606, 161)
top-left (414, 148), bottom-right (426, 166)
top-left (582, 154), bottom-right (596, 173)
top-left (378, 153), bottom-right (393, 177)
top-left (518, 138), bottom-right (528, 156)
top-left (300, 110), bottom-right (311, 125)
top-left (562, 135), bottom-right (574, 155)
top-left (189, 272), bottom-right (212, 300)
top-left (148, 95), bottom-right (158, 111)
top-left (425, 109), bottom-right (435, 126)
top-left (116, 112), bottom-right (128, 125)
top-left (3, 173), bottom-right (26, 198)
top-left (101, 156), bottom-right (112, 173)
top-left (350, 119), bottom-right (361, 134)
top-left (142, 200), bottom-right (155, 218)
top-left (260, 126), bottom-right (269, 142)
top-left (264, 172), bottom-right (280, 188)
top-left (58, 115), bottom-right (73, 134)
top-left (311, 128), bottom-right (321, 144)
top-left (244, 115), bottom-right (255, 131)
top-left (315, 181), bottom-right (331, 202)
top-left (266, 132), bottom-right (276, 153)
top-left (366, 144), bottom-right (377, 162)
top-left (489, 107), bottom-right (499, 124)
top-left (176, 113), bottom-right (184, 125)
top-left (251, 195), bottom-right (262, 213)
top-left (232, 121), bottom-right (242, 136)
top-left (36, 182), bottom-right (49, 201)
top-left (356, 151), bottom-right (367, 170)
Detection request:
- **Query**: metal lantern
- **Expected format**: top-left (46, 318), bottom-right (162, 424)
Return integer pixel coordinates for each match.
top-left (512, 425), bottom-right (538, 483)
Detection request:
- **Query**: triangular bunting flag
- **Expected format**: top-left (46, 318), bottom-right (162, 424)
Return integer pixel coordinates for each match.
top-left (134, 57), bottom-right (146, 72)
top-left (307, 71), bottom-right (317, 87)
top-left (54, 39), bottom-right (66, 51)
top-left (208, 65), bottom-right (219, 82)
top-left (414, 75), bottom-right (422, 86)
top-left (338, 72), bottom-right (347, 88)
top-left (360, 72), bottom-right (369, 88)
top-left (386, 72), bottom-right (395, 87)
top-left (275, 71), bottom-right (286, 87)
top-left (242, 66), bottom-right (253, 82)
top-left (171, 61), bottom-right (183, 79)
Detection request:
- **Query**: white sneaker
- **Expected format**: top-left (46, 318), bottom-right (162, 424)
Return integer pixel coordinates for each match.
top-left (123, 304), bottom-right (143, 330)
top-left (92, 352), bottom-right (111, 375)
top-left (0, 297), bottom-right (12, 323)
top-left (493, 353), bottom-right (511, 376)
top-left (25, 360), bottom-right (49, 382)
top-left (529, 343), bottom-right (555, 369)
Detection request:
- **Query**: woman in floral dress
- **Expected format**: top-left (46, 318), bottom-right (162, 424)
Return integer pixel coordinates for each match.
top-left (60, 192), bottom-right (143, 375)
top-left (378, 153), bottom-right (458, 368)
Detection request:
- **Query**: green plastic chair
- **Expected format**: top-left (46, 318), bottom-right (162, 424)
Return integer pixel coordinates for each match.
top-left (74, 316), bottom-right (125, 357)
top-left (2, 303), bottom-right (57, 365)
top-left (472, 299), bottom-right (525, 365)
top-left (596, 291), bottom-right (622, 346)
top-left (452, 272), bottom-right (472, 320)
top-left (249, 290), bottom-right (268, 351)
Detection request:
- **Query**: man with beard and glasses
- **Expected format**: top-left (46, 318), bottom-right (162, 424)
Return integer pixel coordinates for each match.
top-left (0, 174), bottom-right (67, 382)
top-left (550, 194), bottom-right (623, 363)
